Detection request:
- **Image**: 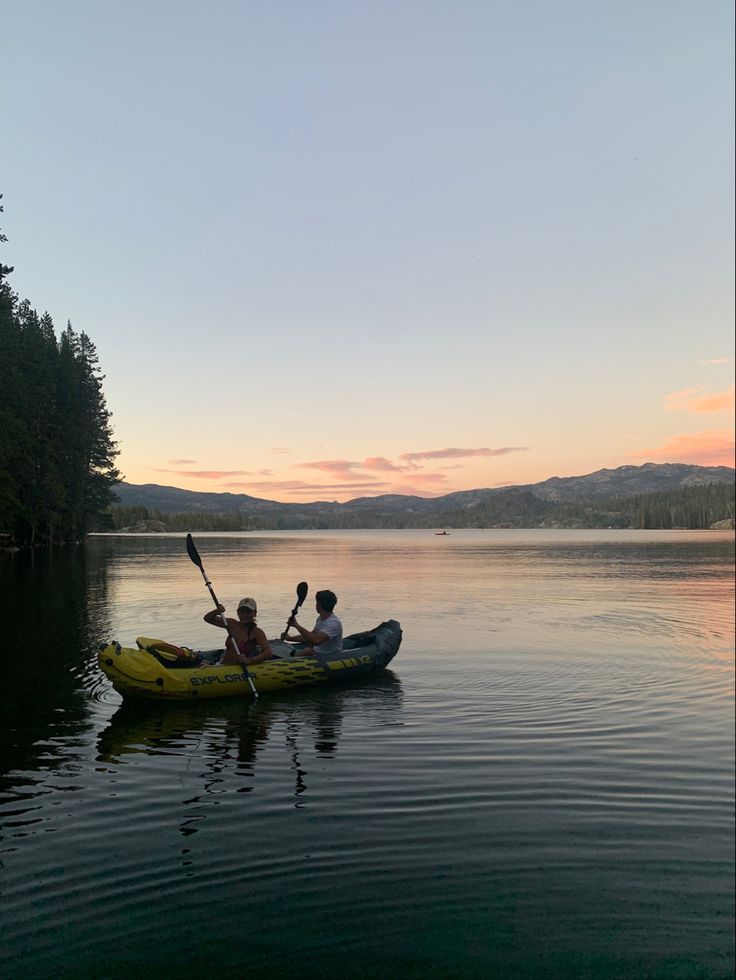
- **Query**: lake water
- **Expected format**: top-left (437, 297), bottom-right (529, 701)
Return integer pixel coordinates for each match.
top-left (1, 530), bottom-right (734, 979)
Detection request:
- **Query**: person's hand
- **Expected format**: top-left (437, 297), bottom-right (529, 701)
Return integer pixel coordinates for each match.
top-left (288, 615), bottom-right (298, 628)
top-left (216, 603), bottom-right (225, 613)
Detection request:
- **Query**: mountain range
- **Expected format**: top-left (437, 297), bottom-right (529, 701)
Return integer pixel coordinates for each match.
top-left (111, 463), bottom-right (735, 529)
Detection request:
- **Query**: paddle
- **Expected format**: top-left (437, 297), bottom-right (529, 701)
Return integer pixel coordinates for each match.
top-left (185, 533), bottom-right (258, 698)
top-left (281, 581), bottom-right (309, 640)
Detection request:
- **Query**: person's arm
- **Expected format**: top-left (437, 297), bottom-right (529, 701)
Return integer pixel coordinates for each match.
top-left (285, 616), bottom-right (328, 646)
top-left (240, 629), bottom-right (272, 665)
top-left (203, 604), bottom-right (236, 629)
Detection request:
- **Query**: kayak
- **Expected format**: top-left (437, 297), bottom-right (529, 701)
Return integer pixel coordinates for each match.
top-left (98, 620), bottom-right (402, 701)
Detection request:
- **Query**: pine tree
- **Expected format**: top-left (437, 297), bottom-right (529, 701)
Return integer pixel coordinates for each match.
top-left (0, 196), bottom-right (122, 544)
top-left (0, 199), bottom-right (24, 535)
top-left (76, 330), bottom-right (121, 531)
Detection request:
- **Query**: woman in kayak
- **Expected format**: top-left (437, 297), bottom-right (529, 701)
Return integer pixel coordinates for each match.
top-left (203, 597), bottom-right (273, 666)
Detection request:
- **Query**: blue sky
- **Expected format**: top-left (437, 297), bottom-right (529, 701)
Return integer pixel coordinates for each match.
top-left (2, 1), bottom-right (734, 500)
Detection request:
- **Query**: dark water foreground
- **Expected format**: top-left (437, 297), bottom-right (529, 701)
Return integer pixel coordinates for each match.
top-left (1, 531), bottom-right (734, 979)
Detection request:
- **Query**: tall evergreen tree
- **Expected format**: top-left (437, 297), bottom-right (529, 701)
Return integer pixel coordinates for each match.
top-left (0, 196), bottom-right (122, 544)
top-left (76, 329), bottom-right (122, 531)
top-left (0, 195), bottom-right (22, 531)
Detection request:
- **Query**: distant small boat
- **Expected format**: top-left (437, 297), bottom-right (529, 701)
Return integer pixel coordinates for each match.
top-left (435, 530), bottom-right (450, 535)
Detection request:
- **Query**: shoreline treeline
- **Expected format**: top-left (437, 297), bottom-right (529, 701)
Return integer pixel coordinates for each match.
top-left (0, 197), bottom-right (121, 546)
top-left (107, 481), bottom-right (735, 532)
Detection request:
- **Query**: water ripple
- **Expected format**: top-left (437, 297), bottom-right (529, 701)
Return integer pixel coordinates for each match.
top-left (1, 530), bottom-right (733, 979)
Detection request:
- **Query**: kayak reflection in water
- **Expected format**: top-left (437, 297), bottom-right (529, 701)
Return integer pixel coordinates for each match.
top-left (202, 597), bottom-right (274, 667)
top-left (97, 673), bottom-right (403, 807)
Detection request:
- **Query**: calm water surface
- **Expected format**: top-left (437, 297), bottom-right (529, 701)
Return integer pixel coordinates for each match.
top-left (1, 530), bottom-right (734, 979)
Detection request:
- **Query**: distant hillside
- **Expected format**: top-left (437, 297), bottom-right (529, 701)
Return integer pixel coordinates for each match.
top-left (524, 463), bottom-right (736, 501)
top-left (108, 463), bottom-right (735, 530)
top-left (112, 483), bottom-right (282, 514)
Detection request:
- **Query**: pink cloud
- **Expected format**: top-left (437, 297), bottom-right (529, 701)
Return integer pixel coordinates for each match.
top-left (167, 458), bottom-right (196, 465)
top-left (296, 459), bottom-right (362, 479)
top-left (664, 385), bottom-right (735, 414)
top-left (697, 357), bottom-right (728, 365)
top-left (630, 429), bottom-right (735, 467)
top-left (664, 386), bottom-right (706, 408)
top-left (362, 456), bottom-right (404, 472)
top-left (395, 483), bottom-right (453, 497)
top-left (152, 468), bottom-right (255, 479)
top-left (222, 476), bottom-right (454, 501)
top-left (286, 482), bottom-right (387, 495)
top-left (689, 386), bottom-right (735, 413)
top-left (399, 446), bottom-right (529, 462)
top-left (224, 480), bottom-right (384, 493)
top-left (400, 472), bottom-right (448, 485)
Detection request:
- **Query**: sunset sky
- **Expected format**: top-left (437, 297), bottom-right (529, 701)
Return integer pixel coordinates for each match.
top-left (3, 1), bottom-right (734, 502)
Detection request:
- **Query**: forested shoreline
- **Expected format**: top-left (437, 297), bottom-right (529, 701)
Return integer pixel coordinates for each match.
top-left (107, 481), bottom-right (735, 532)
top-left (0, 198), bottom-right (121, 547)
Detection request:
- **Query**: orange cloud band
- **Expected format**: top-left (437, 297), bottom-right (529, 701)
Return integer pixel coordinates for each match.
top-left (631, 429), bottom-right (735, 467)
top-left (297, 460), bottom-right (361, 477)
top-left (224, 479), bottom-right (384, 492)
top-left (664, 385), bottom-right (735, 414)
top-left (399, 446), bottom-right (529, 462)
top-left (152, 468), bottom-right (257, 479)
top-left (362, 456), bottom-right (405, 472)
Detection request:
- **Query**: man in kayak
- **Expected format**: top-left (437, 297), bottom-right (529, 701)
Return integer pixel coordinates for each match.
top-left (203, 597), bottom-right (274, 666)
top-left (285, 589), bottom-right (343, 657)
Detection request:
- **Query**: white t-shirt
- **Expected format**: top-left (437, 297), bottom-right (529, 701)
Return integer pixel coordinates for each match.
top-left (313, 613), bottom-right (343, 654)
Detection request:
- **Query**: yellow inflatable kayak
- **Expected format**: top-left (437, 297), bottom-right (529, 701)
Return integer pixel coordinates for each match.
top-left (98, 620), bottom-right (402, 700)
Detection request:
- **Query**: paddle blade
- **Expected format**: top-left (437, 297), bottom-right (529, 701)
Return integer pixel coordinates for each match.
top-left (296, 581), bottom-right (308, 607)
top-left (186, 533), bottom-right (202, 568)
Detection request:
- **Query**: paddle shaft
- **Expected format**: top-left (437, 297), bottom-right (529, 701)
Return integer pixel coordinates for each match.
top-left (187, 535), bottom-right (258, 698)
